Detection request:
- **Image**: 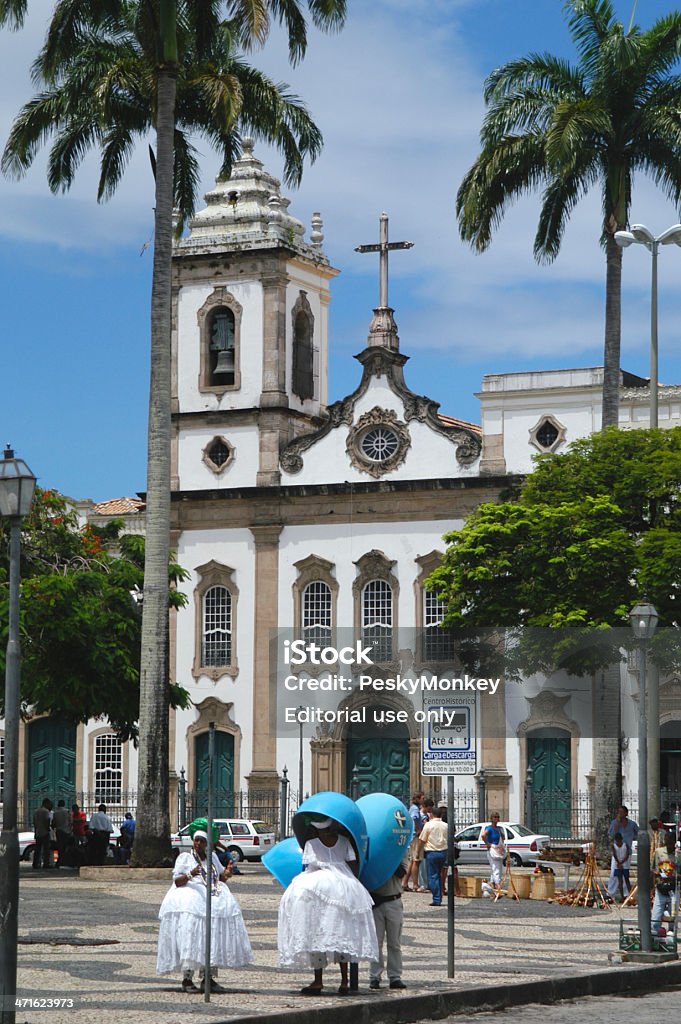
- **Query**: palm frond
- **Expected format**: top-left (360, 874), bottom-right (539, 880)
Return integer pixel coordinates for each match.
top-left (98, 124), bottom-right (136, 199)
top-left (564, 0), bottom-right (617, 74)
top-left (457, 135), bottom-right (546, 253)
top-left (535, 162), bottom-right (599, 261)
top-left (485, 54), bottom-right (585, 105)
top-left (0, 0), bottom-right (27, 28)
top-left (47, 117), bottom-right (101, 192)
top-left (545, 96), bottom-right (611, 171)
top-left (172, 128), bottom-right (201, 228)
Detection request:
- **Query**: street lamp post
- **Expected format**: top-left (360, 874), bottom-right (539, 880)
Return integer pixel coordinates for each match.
top-left (615, 223), bottom-right (681, 429)
top-left (0, 446), bottom-right (36, 1024)
top-left (630, 601), bottom-right (659, 953)
top-left (616, 224), bottom-right (681, 819)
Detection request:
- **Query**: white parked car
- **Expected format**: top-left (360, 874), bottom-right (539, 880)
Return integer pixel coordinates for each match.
top-left (171, 819), bottom-right (276, 862)
top-left (454, 821), bottom-right (551, 867)
top-left (19, 827), bottom-right (121, 862)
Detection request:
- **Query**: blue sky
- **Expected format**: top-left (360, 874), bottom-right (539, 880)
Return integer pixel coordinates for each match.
top-left (2, 0), bottom-right (681, 500)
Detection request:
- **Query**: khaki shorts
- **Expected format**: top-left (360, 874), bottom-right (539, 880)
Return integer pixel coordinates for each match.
top-left (408, 836), bottom-right (421, 861)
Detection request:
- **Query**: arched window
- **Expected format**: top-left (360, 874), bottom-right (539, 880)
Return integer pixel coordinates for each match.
top-left (94, 733), bottom-right (122, 804)
top-left (202, 585), bottom-right (232, 666)
top-left (197, 288), bottom-right (242, 392)
top-left (291, 291), bottom-right (314, 401)
top-left (302, 581), bottom-right (332, 646)
top-left (362, 579), bottom-right (393, 662)
top-left (208, 307), bottom-right (236, 386)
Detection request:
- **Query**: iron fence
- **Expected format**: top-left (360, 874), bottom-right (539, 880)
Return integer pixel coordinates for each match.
top-left (7, 785), bottom-right (678, 840)
top-left (10, 792), bottom-right (138, 832)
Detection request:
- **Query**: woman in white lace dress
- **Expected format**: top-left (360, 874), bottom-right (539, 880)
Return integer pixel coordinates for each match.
top-left (278, 817), bottom-right (378, 995)
top-left (157, 826), bottom-right (253, 993)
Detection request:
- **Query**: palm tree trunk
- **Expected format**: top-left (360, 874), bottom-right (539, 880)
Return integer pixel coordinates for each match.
top-left (592, 664), bottom-right (622, 863)
top-left (601, 233), bottom-right (623, 429)
top-left (133, 8), bottom-right (177, 864)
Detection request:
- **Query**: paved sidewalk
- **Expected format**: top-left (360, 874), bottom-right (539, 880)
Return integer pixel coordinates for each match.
top-left (14, 863), bottom-right (680, 1024)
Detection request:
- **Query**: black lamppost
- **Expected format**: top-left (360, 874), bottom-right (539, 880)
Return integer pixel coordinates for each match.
top-left (0, 446), bottom-right (36, 1024)
top-left (630, 600), bottom-right (659, 952)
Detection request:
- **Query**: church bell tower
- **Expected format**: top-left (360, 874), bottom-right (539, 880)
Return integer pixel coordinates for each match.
top-left (171, 139), bottom-right (338, 490)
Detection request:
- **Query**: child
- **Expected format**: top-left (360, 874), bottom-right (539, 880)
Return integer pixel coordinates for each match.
top-left (608, 831), bottom-right (631, 901)
top-left (277, 816), bottom-right (378, 995)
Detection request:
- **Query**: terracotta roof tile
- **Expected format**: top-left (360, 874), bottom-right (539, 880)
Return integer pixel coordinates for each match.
top-left (92, 496), bottom-right (146, 515)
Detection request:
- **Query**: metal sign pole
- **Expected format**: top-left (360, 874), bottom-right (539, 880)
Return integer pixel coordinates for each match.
top-left (447, 775), bottom-right (456, 978)
top-left (204, 722), bottom-right (215, 1001)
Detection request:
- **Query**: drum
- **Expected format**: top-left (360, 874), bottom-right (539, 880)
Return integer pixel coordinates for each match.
top-left (356, 793), bottom-right (414, 891)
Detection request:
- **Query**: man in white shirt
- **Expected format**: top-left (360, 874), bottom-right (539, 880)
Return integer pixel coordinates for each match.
top-left (88, 803), bottom-right (113, 865)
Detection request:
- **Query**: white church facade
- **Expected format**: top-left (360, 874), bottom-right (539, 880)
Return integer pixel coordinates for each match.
top-left (4, 142), bottom-right (681, 835)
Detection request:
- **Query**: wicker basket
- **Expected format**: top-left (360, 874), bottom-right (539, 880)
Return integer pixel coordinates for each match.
top-left (514, 875), bottom-right (531, 899)
top-left (530, 873), bottom-right (555, 899)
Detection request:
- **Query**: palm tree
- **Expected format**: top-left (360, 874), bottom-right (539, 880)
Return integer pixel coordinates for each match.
top-left (2, 0), bottom-right (345, 864)
top-left (457, 0), bottom-right (681, 428)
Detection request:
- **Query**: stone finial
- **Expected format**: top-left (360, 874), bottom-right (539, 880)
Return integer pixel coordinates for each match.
top-left (310, 212), bottom-right (324, 247)
top-left (242, 137), bottom-right (254, 156)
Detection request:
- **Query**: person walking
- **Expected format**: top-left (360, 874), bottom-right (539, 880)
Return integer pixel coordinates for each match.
top-left (402, 793), bottom-right (424, 892)
top-left (482, 813), bottom-right (506, 889)
top-left (368, 859), bottom-right (408, 991)
top-left (417, 805), bottom-right (448, 907)
top-left (157, 821), bottom-right (252, 992)
top-left (32, 798), bottom-right (53, 870)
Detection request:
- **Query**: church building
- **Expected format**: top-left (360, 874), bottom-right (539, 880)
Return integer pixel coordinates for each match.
top-left (5, 141), bottom-right (681, 836)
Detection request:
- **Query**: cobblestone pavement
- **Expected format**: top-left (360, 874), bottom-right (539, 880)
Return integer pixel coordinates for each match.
top-left (13, 863), bottom-right (677, 1024)
top-left (412, 987), bottom-right (681, 1023)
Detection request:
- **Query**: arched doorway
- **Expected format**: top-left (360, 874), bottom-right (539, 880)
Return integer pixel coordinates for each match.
top-left (194, 730), bottom-right (234, 817)
top-left (527, 727), bottom-right (571, 836)
top-left (27, 718), bottom-right (76, 825)
top-left (346, 711), bottom-right (410, 799)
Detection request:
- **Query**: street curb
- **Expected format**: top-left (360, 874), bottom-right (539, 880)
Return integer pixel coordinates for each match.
top-left (204, 960), bottom-right (681, 1024)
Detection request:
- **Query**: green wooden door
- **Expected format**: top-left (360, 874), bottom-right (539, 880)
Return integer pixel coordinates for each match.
top-left (27, 718), bottom-right (76, 825)
top-left (195, 731), bottom-right (234, 817)
top-left (528, 730), bottom-right (571, 837)
top-left (346, 715), bottom-right (410, 799)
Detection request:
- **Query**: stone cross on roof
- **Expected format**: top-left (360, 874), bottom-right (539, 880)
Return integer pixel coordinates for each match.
top-left (355, 213), bottom-right (413, 351)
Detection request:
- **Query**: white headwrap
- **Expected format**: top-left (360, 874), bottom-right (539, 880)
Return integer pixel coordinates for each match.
top-left (192, 830), bottom-right (208, 841)
top-left (311, 817), bottom-right (334, 829)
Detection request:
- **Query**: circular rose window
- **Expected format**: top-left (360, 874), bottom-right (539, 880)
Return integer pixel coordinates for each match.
top-left (359, 426), bottom-right (400, 462)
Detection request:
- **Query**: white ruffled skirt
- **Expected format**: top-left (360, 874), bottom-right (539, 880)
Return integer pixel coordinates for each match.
top-left (278, 866), bottom-right (378, 968)
top-left (156, 881), bottom-right (253, 974)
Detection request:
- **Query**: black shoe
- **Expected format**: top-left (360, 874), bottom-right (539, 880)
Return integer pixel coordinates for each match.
top-left (389, 980), bottom-right (407, 990)
top-left (200, 979), bottom-right (227, 994)
top-left (429, 902), bottom-right (442, 906)
top-left (369, 979), bottom-right (380, 990)
top-left (181, 978), bottom-right (199, 993)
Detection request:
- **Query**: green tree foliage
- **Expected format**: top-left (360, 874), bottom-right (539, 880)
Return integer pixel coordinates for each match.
top-left (1, 0), bottom-right (326, 231)
top-left (0, 488), bottom-right (189, 740)
top-left (428, 427), bottom-right (681, 676)
top-left (457, 0), bottom-right (681, 428)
